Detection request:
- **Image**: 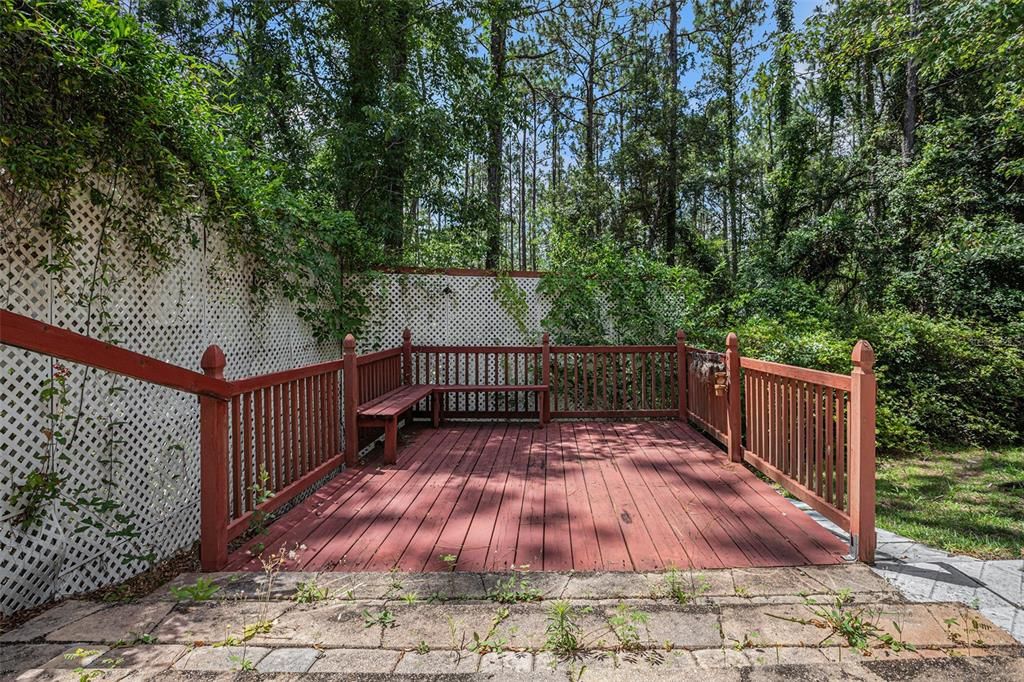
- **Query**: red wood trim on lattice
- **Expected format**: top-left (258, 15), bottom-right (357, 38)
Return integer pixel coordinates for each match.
top-left (0, 309), bottom-right (231, 398)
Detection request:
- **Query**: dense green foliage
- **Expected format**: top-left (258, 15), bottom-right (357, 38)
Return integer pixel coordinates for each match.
top-left (2, 0), bottom-right (1022, 451)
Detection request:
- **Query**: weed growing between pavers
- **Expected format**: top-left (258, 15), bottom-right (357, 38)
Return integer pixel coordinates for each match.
top-left (468, 607), bottom-right (513, 654)
top-left (293, 579), bottom-right (330, 604)
top-left (943, 604), bottom-right (994, 656)
top-left (362, 568), bottom-right (407, 631)
top-left (212, 543), bottom-right (302, 670)
top-left (170, 577), bottom-right (220, 602)
top-left (542, 600), bottom-right (651, 662)
top-left (661, 568), bottom-right (712, 605)
top-left (768, 590), bottom-right (916, 659)
top-left (488, 565), bottom-right (543, 604)
top-left (64, 648), bottom-right (104, 682)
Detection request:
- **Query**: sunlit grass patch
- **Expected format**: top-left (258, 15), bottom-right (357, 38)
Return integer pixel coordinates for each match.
top-left (876, 447), bottom-right (1024, 559)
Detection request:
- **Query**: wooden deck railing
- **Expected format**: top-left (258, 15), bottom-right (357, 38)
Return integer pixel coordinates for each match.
top-left (685, 346), bottom-right (729, 443)
top-left (708, 333), bottom-right (877, 563)
top-left (2, 309), bottom-right (877, 570)
top-left (219, 357), bottom-right (343, 547)
top-left (408, 343), bottom-right (544, 417)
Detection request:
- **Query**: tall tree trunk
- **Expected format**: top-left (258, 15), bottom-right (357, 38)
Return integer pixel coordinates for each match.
top-left (485, 10), bottom-right (508, 268)
top-left (902, 0), bottom-right (920, 164)
top-left (725, 44), bottom-right (739, 276)
top-left (519, 124), bottom-right (527, 269)
top-left (664, 0), bottom-right (680, 265)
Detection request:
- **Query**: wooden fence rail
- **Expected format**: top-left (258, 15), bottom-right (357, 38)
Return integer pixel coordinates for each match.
top-left (1, 309), bottom-right (877, 570)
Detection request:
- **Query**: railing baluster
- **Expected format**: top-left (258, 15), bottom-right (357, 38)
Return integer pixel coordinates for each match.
top-left (230, 396), bottom-right (242, 518)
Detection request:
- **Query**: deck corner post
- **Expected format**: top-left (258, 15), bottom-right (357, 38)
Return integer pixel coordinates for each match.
top-left (676, 330), bottom-right (687, 421)
top-left (199, 345), bottom-right (229, 572)
top-left (343, 334), bottom-right (359, 467)
top-left (849, 340), bottom-right (877, 563)
top-left (541, 332), bottom-right (551, 424)
top-left (725, 332), bottom-right (742, 463)
top-left (402, 327), bottom-right (412, 385)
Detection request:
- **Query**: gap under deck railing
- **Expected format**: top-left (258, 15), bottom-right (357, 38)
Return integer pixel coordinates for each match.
top-left (1, 310), bottom-right (877, 573)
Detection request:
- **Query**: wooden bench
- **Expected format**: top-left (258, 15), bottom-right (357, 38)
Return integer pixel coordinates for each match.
top-left (356, 384), bottom-right (550, 464)
top-left (356, 384), bottom-right (434, 464)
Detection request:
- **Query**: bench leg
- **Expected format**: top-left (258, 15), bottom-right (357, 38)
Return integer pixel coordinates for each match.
top-left (384, 418), bottom-right (398, 465)
top-left (432, 394), bottom-right (441, 428)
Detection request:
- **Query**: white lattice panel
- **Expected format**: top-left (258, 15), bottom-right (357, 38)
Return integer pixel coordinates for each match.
top-left (354, 273), bottom-right (549, 350)
top-left (1, 191), bottom-right (337, 615)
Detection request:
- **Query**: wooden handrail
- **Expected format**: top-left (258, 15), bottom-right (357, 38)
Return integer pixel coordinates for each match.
top-left (740, 356), bottom-right (851, 391)
top-left (230, 359), bottom-right (344, 395)
top-left (0, 310), bottom-right (231, 399)
top-left (356, 346), bottom-right (403, 365)
top-left (551, 344), bottom-right (675, 353)
top-left (411, 344), bottom-right (542, 353)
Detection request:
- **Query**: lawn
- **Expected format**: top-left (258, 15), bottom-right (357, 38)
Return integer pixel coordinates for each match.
top-left (876, 446), bottom-right (1024, 559)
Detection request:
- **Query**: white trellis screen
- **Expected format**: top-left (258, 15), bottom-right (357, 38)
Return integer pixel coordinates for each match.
top-left (1, 205), bottom-right (548, 615)
top-left (353, 271), bottom-right (549, 350)
top-left (1, 197), bottom-right (340, 614)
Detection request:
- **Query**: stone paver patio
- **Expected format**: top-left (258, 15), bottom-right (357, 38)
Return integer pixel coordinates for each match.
top-left (789, 498), bottom-right (1024, 644)
top-left (2, 565), bottom-right (1021, 680)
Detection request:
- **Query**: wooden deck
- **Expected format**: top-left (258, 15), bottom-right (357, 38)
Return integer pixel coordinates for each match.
top-left (226, 421), bottom-right (849, 572)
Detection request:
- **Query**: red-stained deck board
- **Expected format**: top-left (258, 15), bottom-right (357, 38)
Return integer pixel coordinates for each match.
top-left (228, 422), bottom-right (848, 572)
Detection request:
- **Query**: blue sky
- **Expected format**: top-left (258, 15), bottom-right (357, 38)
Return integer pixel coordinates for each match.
top-left (679, 0), bottom-right (824, 91)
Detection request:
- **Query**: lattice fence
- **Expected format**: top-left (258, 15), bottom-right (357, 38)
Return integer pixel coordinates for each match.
top-left (2, 205), bottom-right (549, 614)
top-left (353, 272), bottom-right (549, 350)
top-left (0, 192), bottom-right (339, 615)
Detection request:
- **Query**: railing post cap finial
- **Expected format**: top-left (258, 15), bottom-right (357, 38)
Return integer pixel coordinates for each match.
top-left (542, 332), bottom-right (550, 344)
top-left (852, 339), bottom-right (875, 370)
top-left (343, 334), bottom-right (357, 352)
top-left (403, 327), bottom-right (411, 341)
top-left (200, 345), bottom-right (226, 377)
top-left (726, 332), bottom-right (739, 350)
top-left (676, 329), bottom-right (686, 342)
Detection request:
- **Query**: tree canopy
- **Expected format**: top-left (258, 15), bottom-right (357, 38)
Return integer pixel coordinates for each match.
top-left (2, 0), bottom-right (1022, 451)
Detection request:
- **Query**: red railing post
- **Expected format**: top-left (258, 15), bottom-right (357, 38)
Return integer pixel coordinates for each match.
top-left (676, 330), bottom-right (687, 421)
top-left (541, 332), bottom-right (551, 424)
top-left (199, 345), bottom-right (229, 572)
top-left (848, 340), bottom-right (877, 563)
top-left (343, 334), bottom-right (359, 467)
top-left (402, 327), bottom-right (412, 385)
top-left (725, 332), bottom-right (742, 463)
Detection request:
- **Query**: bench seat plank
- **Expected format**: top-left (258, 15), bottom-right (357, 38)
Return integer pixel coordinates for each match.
top-left (358, 385), bottom-right (433, 417)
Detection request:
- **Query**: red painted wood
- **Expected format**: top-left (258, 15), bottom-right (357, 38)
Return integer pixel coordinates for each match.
top-left (513, 424), bottom-right (546, 569)
top-left (541, 423), bottom-right (573, 571)
top-left (199, 345), bottom-right (229, 571)
top-left (224, 422), bottom-right (848, 572)
top-left (431, 424), bottom-right (508, 569)
top-left (342, 426), bottom-right (472, 569)
top-left (1, 310), bottom-right (231, 398)
top-left (560, 424), bottom-right (608, 571)
top-left (741, 356), bottom-right (851, 391)
top-left (396, 425), bottom-right (495, 571)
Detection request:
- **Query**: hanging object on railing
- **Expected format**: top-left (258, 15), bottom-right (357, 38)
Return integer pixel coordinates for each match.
top-left (713, 371), bottom-right (728, 396)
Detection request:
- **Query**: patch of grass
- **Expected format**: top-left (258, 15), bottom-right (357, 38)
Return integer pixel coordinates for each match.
top-left (876, 446), bottom-right (1024, 559)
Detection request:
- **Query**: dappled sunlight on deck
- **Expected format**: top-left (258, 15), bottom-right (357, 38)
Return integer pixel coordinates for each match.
top-left (227, 421), bottom-right (849, 572)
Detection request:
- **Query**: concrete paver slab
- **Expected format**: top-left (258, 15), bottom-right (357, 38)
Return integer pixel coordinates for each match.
top-left (172, 645), bottom-right (270, 671)
top-left (254, 647), bottom-right (321, 673)
top-left (0, 602), bottom-right (106, 643)
top-left (45, 602), bottom-right (173, 643)
top-left (306, 647), bottom-right (401, 673)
